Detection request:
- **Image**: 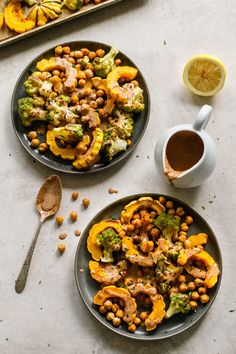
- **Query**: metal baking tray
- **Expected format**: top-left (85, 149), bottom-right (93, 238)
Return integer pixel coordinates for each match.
top-left (0, 0), bottom-right (123, 48)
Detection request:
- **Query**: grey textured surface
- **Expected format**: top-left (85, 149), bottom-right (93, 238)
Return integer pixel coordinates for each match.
top-left (0, 0), bottom-right (235, 353)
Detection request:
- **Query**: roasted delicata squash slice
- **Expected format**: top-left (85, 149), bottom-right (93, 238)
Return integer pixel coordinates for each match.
top-left (107, 66), bottom-right (138, 102)
top-left (4, 2), bottom-right (35, 33)
top-left (121, 197), bottom-right (165, 223)
top-left (89, 260), bottom-right (127, 285)
top-left (193, 251), bottom-right (220, 288)
top-left (94, 286), bottom-right (137, 324)
top-left (87, 219), bottom-right (122, 261)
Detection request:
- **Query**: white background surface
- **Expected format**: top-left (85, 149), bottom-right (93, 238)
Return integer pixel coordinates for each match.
top-left (0, 0), bottom-right (236, 353)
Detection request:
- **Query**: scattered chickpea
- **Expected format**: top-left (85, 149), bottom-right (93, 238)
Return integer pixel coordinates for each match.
top-left (104, 300), bottom-right (113, 311)
top-left (79, 79), bottom-right (86, 87)
top-left (126, 224), bottom-right (134, 232)
top-left (189, 301), bottom-right (198, 310)
top-left (119, 230), bottom-right (126, 239)
top-left (97, 89), bottom-right (105, 97)
top-left (88, 51), bottom-right (96, 60)
top-left (133, 213), bottom-right (140, 220)
top-left (84, 69), bottom-right (94, 78)
top-left (81, 48), bottom-right (89, 56)
top-left (74, 230), bottom-right (81, 237)
top-left (96, 49), bottom-right (105, 57)
top-left (112, 317), bottom-right (121, 327)
top-left (179, 231), bottom-right (187, 237)
top-left (200, 294), bottom-right (210, 304)
top-left (185, 216), bottom-right (193, 225)
top-left (71, 191), bottom-right (79, 201)
top-left (166, 201), bottom-right (174, 209)
top-left (52, 69), bottom-right (60, 77)
top-left (31, 139), bottom-right (40, 148)
top-left (132, 219), bottom-right (142, 229)
top-left (198, 287), bottom-right (207, 295)
top-left (62, 46), bottom-right (71, 54)
top-left (74, 50), bottom-right (83, 59)
top-left (68, 57), bottom-right (76, 65)
top-left (134, 317), bottom-right (141, 325)
top-left (106, 312), bottom-right (115, 321)
top-left (184, 240), bottom-right (191, 249)
top-left (181, 223), bottom-right (189, 232)
top-left (108, 188), bottom-right (119, 194)
top-left (82, 198), bottom-right (90, 209)
top-left (169, 287), bottom-right (179, 294)
top-left (194, 279), bottom-right (204, 287)
top-left (128, 324), bottom-right (136, 332)
top-left (188, 282), bottom-right (196, 291)
top-left (175, 215), bottom-right (181, 221)
top-left (179, 283), bottom-right (188, 293)
top-left (38, 143), bottom-right (48, 153)
top-left (122, 212), bottom-right (130, 223)
top-left (139, 311), bottom-right (148, 321)
top-left (70, 211), bottom-right (78, 222)
top-left (99, 305), bottom-right (107, 314)
top-left (70, 93), bottom-right (79, 105)
top-left (58, 243), bottom-right (66, 254)
top-left (159, 196), bottom-right (166, 205)
top-left (178, 275), bottom-right (186, 283)
top-left (191, 291), bottom-right (200, 301)
top-left (112, 304), bottom-right (120, 313)
top-left (151, 228), bottom-right (160, 238)
top-left (28, 131), bottom-right (37, 140)
top-left (55, 215), bottom-right (64, 226)
top-left (150, 211), bottom-right (157, 219)
top-left (59, 233), bottom-right (67, 240)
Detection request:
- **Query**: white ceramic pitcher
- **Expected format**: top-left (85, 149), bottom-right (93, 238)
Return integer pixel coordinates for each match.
top-left (154, 105), bottom-right (216, 188)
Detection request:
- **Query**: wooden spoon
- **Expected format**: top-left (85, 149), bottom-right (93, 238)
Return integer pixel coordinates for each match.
top-left (15, 175), bottom-right (62, 293)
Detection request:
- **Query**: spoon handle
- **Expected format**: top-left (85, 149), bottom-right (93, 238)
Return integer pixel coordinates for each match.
top-left (15, 220), bottom-right (44, 293)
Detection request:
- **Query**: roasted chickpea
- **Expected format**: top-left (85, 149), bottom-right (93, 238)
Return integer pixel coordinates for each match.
top-left (184, 240), bottom-right (191, 249)
top-left (178, 275), bottom-right (186, 283)
top-left (150, 211), bottom-right (157, 219)
top-left (151, 228), bottom-right (160, 238)
top-left (78, 79), bottom-right (86, 87)
top-left (97, 89), bottom-right (105, 97)
top-left (146, 224), bottom-right (153, 232)
top-left (185, 216), bottom-right (193, 225)
top-left (132, 219), bottom-right (142, 229)
top-left (104, 300), bottom-right (113, 310)
top-left (188, 282), bottom-right (196, 291)
top-left (198, 287), bottom-right (207, 295)
top-left (90, 101), bottom-right (98, 109)
top-left (179, 283), bottom-right (188, 293)
top-left (112, 304), bottom-right (120, 313)
top-left (38, 143), bottom-right (48, 153)
top-left (191, 291), bottom-right (200, 301)
top-left (68, 57), bottom-right (76, 65)
top-left (181, 223), bottom-right (189, 232)
top-left (77, 70), bottom-right (86, 80)
top-left (55, 45), bottom-right (63, 56)
top-left (168, 208), bottom-right (176, 215)
top-left (179, 231), bottom-right (187, 237)
top-left (62, 46), bottom-right (71, 54)
top-left (31, 139), bottom-right (40, 148)
top-left (169, 287), bottom-right (179, 294)
top-left (189, 301), bottom-right (198, 310)
top-left (194, 278), bottom-right (204, 287)
top-left (27, 131), bottom-right (36, 141)
top-left (112, 317), bottom-right (121, 327)
top-left (84, 69), bottom-right (94, 78)
top-left (126, 224), bottom-right (134, 233)
top-left (99, 305), bottom-right (107, 314)
top-left (134, 317), bottom-right (141, 325)
top-left (58, 243), bottom-right (66, 254)
top-left (74, 50), bottom-right (83, 59)
top-left (106, 312), bottom-right (115, 321)
top-left (166, 201), bottom-right (174, 209)
top-left (178, 235), bottom-right (187, 243)
top-left (55, 215), bottom-right (64, 226)
top-left (122, 212), bottom-right (130, 223)
top-left (60, 72), bottom-right (65, 79)
top-left (175, 215), bottom-right (181, 221)
top-left (133, 213), bottom-right (140, 220)
top-left (70, 93), bottom-right (79, 105)
top-left (159, 196), bottom-right (166, 205)
top-left (139, 311), bottom-right (148, 320)
top-left (96, 49), bottom-right (105, 57)
top-left (81, 48), bottom-right (89, 56)
top-left (125, 278), bottom-right (133, 286)
top-left (70, 211), bottom-right (78, 222)
top-left (96, 97), bottom-right (104, 106)
top-left (128, 324), bottom-right (136, 332)
top-left (119, 230), bottom-right (126, 239)
top-left (200, 294), bottom-right (210, 304)
top-left (74, 230), bottom-right (81, 237)
top-left (88, 51), bottom-right (96, 60)
top-left (116, 309), bottom-right (124, 318)
top-left (114, 58), bottom-right (122, 66)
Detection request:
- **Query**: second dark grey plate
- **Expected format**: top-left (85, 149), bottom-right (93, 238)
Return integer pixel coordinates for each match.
top-left (74, 193), bottom-right (222, 340)
top-left (11, 41), bottom-right (150, 174)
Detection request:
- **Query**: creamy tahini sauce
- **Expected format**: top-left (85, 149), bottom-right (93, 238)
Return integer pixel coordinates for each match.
top-left (164, 131), bottom-right (204, 181)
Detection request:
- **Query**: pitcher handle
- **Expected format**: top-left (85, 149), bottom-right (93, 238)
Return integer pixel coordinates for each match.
top-left (193, 105), bottom-right (212, 131)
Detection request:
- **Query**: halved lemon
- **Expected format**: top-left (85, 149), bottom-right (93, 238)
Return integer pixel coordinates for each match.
top-left (183, 55), bottom-right (226, 96)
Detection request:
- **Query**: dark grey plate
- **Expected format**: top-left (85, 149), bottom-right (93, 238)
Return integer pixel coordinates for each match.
top-left (11, 41), bottom-right (150, 174)
top-left (74, 193), bottom-right (222, 340)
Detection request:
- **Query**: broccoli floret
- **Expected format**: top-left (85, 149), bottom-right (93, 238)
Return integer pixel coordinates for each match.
top-left (46, 95), bottom-right (71, 126)
top-left (109, 109), bottom-right (134, 139)
top-left (93, 47), bottom-right (119, 78)
top-left (63, 0), bottom-right (83, 11)
top-left (53, 124), bottom-right (83, 144)
top-left (96, 228), bottom-right (121, 263)
top-left (18, 97), bottom-right (47, 127)
top-left (165, 293), bottom-right (191, 319)
top-left (102, 128), bottom-right (128, 161)
top-left (155, 255), bottom-right (183, 294)
top-left (33, 96), bottom-right (45, 107)
top-left (24, 72), bottom-right (52, 97)
top-left (80, 56), bottom-right (90, 68)
top-left (118, 83), bottom-right (145, 113)
top-left (153, 213), bottom-right (180, 246)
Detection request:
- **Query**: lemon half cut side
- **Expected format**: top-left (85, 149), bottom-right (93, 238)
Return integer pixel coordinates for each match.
top-left (183, 55), bottom-right (226, 96)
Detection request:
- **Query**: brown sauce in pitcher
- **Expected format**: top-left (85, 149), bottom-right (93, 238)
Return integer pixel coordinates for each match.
top-left (165, 131), bottom-right (204, 180)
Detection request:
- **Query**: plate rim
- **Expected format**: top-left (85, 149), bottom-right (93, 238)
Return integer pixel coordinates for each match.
top-left (11, 40), bottom-right (151, 174)
top-left (74, 193), bottom-right (223, 340)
